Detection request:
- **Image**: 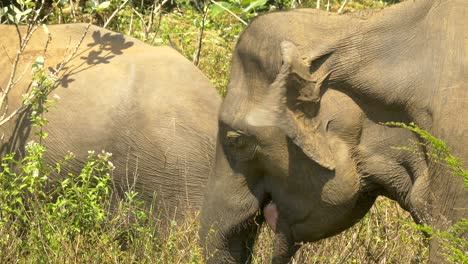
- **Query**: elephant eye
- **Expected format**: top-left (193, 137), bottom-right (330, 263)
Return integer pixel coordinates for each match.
top-left (226, 130), bottom-right (248, 148)
top-left (225, 130), bottom-right (258, 160)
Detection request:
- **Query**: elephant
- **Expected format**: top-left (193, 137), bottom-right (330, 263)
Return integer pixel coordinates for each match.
top-left (0, 24), bottom-right (221, 220)
top-left (200, 0), bottom-right (467, 263)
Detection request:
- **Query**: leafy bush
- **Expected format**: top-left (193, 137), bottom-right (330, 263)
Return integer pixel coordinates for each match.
top-left (0, 143), bottom-right (204, 263)
top-left (388, 122), bottom-right (468, 263)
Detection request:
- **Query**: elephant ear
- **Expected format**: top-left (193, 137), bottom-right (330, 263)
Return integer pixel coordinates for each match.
top-left (281, 40), bottom-right (333, 103)
top-left (246, 41), bottom-right (336, 170)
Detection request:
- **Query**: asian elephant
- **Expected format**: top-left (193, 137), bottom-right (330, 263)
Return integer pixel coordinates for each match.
top-left (0, 24), bottom-right (221, 220)
top-left (200, 0), bottom-right (467, 263)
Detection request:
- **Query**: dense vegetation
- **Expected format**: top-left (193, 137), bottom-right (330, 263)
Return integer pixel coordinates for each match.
top-left (1, 0), bottom-right (465, 263)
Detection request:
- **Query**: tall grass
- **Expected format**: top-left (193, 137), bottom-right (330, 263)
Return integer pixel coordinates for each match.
top-left (251, 198), bottom-right (427, 264)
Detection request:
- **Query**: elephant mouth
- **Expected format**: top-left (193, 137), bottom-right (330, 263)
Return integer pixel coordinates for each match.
top-left (260, 194), bottom-right (278, 232)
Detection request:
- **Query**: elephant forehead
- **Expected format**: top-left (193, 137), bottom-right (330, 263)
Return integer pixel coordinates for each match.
top-left (220, 88), bottom-right (259, 132)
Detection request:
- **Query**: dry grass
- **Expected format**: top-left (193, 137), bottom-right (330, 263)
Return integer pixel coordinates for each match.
top-left (251, 197), bottom-right (428, 263)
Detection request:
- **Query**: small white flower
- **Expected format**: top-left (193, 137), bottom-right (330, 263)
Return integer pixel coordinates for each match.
top-left (101, 150), bottom-right (112, 157)
top-left (31, 81), bottom-right (39, 87)
top-left (88, 150), bottom-right (95, 155)
top-left (32, 170), bottom-right (39, 178)
top-left (108, 161), bottom-right (115, 170)
top-left (53, 94), bottom-right (60, 100)
top-left (27, 140), bottom-right (38, 147)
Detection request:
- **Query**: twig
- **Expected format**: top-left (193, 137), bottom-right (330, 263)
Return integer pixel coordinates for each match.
top-left (103, 0), bottom-right (130, 29)
top-left (193, 6), bottom-right (208, 66)
top-left (0, 23), bottom-right (91, 127)
top-left (145, 0), bottom-right (169, 40)
top-left (153, 0), bottom-right (169, 15)
top-left (316, 0), bottom-right (320, 9)
top-left (150, 6), bottom-right (163, 45)
top-left (131, 7), bottom-right (148, 37)
top-left (0, 23), bottom-right (41, 112)
top-left (0, 108), bottom-right (24, 126)
top-left (210, 0), bottom-right (247, 26)
top-left (51, 23), bottom-right (92, 77)
top-left (338, 0), bottom-right (349, 13)
top-left (69, 0), bottom-right (76, 23)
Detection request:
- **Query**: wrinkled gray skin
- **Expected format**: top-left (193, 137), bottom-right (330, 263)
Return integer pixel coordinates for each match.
top-left (200, 0), bottom-right (467, 263)
top-left (0, 24), bottom-right (221, 220)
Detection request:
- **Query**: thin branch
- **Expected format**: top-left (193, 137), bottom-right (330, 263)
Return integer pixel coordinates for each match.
top-left (12, 62), bottom-right (32, 88)
top-left (131, 6), bottom-right (148, 37)
top-left (0, 23), bottom-right (41, 111)
top-left (150, 5), bottom-right (164, 45)
top-left (0, 23), bottom-right (91, 127)
top-left (147, 0), bottom-right (169, 40)
top-left (338, 0), bottom-right (350, 14)
top-left (103, 0), bottom-right (130, 29)
top-left (193, 6), bottom-right (208, 66)
top-left (210, 0), bottom-right (247, 26)
top-left (51, 23), bottom-right (92, 78)
top-left (0, 107), bottom-right (24, 127)
top-left (153, 0), bottom-right (169, 15)
top-left (316, 0), bottom-right (320, 9)
top-left (69, 0), bottom-right (76, 23)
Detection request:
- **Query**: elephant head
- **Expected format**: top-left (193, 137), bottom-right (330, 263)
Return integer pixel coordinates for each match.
top-left (199, 31), bottom-right (427, 264)
top-left (200, 1), bottom-right (467, 262)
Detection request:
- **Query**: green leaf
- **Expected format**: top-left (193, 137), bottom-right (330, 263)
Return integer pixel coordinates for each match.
top-left (210, 1), bottom-right (234, 17)
top-left (33, 56), bottom-right (45, 70)
top-left (96, 1), bottom-right (111, 11)
top-left (22, 8), bottom-right (32, 16)
top-left (7, 13), bottom-right (14, 23)
top-left (243, 0), bottom-right (267, 13)
top-left (42, 24), bottom-right (49, 35)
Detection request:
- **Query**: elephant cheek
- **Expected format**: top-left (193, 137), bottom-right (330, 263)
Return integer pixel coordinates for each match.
top-left (263, 201), bottom-right (278, 232)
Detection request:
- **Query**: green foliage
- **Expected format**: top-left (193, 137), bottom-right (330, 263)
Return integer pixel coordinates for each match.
top-left (387, 122), bottom-right (468, 263)
top-left (85, 0), bottom-right (112, 14)
top-left (0, 142), bottom-right (203, 262)
top-left (0, 0), bottom-right (36, 24)
top-left (22, 56), bottom-right (58, 139)
top-left (387, 122), bottom-right (468, 190)
top-left (0, 142), bottom-right (49, 230)
top-left (210, 0), bottom-right (272, 20)
top-left (48, 150), bottom-right (113, 237)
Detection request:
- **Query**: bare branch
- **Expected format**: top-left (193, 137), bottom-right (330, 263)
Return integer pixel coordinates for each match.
top-left (0, 22), bottom-right (91, 128)
top-left (103, 0), bottom-right (130, 29)
top-left (210, 0), bottom-right (247, 26)
top-left (338, 0), bottom-right (350, 14)
top-left (69, 0), bottom-right (76, 23)
top-left (52, 23), bottom-right (92, 77)
top-left (0, 107), bottom-right (25, 127)
top-left (0, 23), bottom-right (41, 112)
top-left (131, 6), bottom-right (148, 37)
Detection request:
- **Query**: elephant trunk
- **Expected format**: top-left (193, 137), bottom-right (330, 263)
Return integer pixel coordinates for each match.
top-left (199, 140), bottom-right (266, 263)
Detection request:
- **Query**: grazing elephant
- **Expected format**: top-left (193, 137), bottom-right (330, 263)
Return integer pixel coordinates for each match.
top-left (200, 0), bottom-right (467, 263)
top-left (0, 24), bottom-right (221, 220)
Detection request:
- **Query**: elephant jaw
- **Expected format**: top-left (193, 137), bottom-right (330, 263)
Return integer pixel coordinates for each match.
top-left (263, 201), bottom-right (278, 232)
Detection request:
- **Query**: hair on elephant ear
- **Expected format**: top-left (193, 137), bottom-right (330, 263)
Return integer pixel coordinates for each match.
top-left (246, 41), bottom-right (336, 171)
